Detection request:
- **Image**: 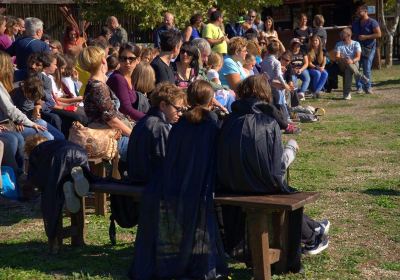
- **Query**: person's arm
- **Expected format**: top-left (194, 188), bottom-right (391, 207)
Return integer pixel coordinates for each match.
top-left (107, 116), bottom-right (132, 137)
top-left (0, 84), bottom-right (36, 127)
top-left (107, 74), bottom-right (145, 121)
top-left (183, 26), bottom-right (192, 42)
top-left (359, 21), bottom-right (381, 41)
top-left (205, 37), bottom-right (225, 46)
top-left (225, 73), bottom-right (241, 92)
top-left (299, 55), bottom-right (309, 72)
top-left (307, 54), bottom-right (316, 69)
top-left (203, 24), bottom-right (225, 46)
top-left (153, 29), bottom-right (160, 49)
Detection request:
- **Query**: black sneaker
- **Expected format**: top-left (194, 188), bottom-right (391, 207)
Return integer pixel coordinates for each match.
top-left (303, 235), bottom-right (329, 255)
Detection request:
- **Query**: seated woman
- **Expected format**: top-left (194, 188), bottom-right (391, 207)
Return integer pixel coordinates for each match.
top-left (171, 42), bottom-right (200, 89)
top-left (307, 35), bottom-right (328, 98)
top-left (129, 80), bottom-right (228, 280)
top-left (217, 75), bottom-right (330, 271)
top-left (0, 51), bottom-right (50, 139)
top-left (290, 38), bottom-right (310, 101)
top-left (127, 82), bottom-right (185, 184)
top-left (78, 46), bottom-right (132, 162)
top-left (107, 43), bottom-right (146, 122)
top-left (219, 37), bottom-right (248, 92)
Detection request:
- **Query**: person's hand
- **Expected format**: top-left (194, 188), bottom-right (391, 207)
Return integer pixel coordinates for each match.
top-left (345, 57), bottom-right (353, 65)
top-left (281, 65), bottom-right (287, 72)
top-left (15, 124), bottom-right (24, 132)
top-left (285, 83), bottom-right (291, 92)
top-left (359, 35), bottom-right (367, 41)
top-left (319, 66), bottom-right (325, 72)
top-left (32, 123), bottom-right (47, 132)
top-left (0, 125), bottom-right (8, 132)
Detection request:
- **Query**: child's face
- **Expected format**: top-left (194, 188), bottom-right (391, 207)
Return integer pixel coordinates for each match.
top-left (215, 61), bottom-right (223, 72)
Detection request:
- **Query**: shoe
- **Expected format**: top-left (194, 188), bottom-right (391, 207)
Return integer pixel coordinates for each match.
top-left (312, 91), bottom-right (321, 99)
top-left (284, 123), bottom-right (301, 134)
top-left (343, 93), bottom-right (351, 100)
top-left (71, 166), bottom-right (89, 197)
top-left (314, 219), bottom-right (331, 236)
top-left (356, 88), bottom-right (364, 94)
top-left (63, 181), bottom-right (80, 213)
top-left (303, 235), bottom-right (329, 255)
top-left (360, 75), bottom-right (370, 84)
top-left (298, 92), bottom-right (305, 101)
top-left (365, 88), bottom-right (373, 94)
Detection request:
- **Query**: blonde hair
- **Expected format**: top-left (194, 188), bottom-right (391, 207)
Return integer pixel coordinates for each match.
top-left (308, 35), bottom-right (324, 65)
top-left (228, 37), bottom-right (248, 56)
top-left (207, 52), bottom-right (223, 70)
top-left (247, 40), bottom-right (261, 56)
top-left (132, 62), bottom-right (156, 94)
top-left (24, 134), bottom-right (48, 157)
top-left (0, 51), bottom-right (14, 92)
top-left (78, 46), bottom-right (105, 74)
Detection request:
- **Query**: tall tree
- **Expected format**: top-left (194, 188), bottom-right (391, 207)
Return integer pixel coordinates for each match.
top-left (379, 0), bottom-right (400, 67)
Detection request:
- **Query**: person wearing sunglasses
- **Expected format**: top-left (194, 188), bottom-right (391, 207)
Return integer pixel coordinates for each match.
top-left (172, 42), bottom-right (199, 89)
top-left (107, 42), bottom-right (145, 121)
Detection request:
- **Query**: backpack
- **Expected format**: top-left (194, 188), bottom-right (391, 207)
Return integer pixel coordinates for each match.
top-left (133, 91), bottom-right (151, 114)
top-left (0, 166), bottom-right (19, 200)
top-left (108, 180), bottom-right (140, 245)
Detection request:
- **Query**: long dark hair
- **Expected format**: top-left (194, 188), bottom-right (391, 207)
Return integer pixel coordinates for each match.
top-left (175, 42), bottom-right (200, 75)
top-left (185, 80), bottom-right (214, 124)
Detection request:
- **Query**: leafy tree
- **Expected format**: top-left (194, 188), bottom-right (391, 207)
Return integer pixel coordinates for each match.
top-left (379, 0), bottom-right (400, 67)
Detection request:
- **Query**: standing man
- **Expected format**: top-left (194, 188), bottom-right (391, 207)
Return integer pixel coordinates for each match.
top-left (153, 12), bottom-right (179, 49)
top-left (246, 9), bottom-right (258, 30)
top-left (352, 4), bottom-right (381, 94)
top-left (7, 17), bottom-right (50, 82)
top-left (202, 10), bottom-right (228, 55)
top-left (334, 28), bottom-right (369, 100)
top-left (107, 16), bottom-right (128, 46)
top-left (151, 29), bottom-right (182, 85)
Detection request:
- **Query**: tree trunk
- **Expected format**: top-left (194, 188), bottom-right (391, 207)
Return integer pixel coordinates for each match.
top-left (385, 34), bottom-right (394, 67)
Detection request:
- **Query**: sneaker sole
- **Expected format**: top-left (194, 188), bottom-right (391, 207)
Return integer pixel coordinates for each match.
top-left (71, 166), bottom-right (89, 197)
top-left (63, 181), bottom-right (80, 213)
top-left (304, 240), bottom-right (329, 255)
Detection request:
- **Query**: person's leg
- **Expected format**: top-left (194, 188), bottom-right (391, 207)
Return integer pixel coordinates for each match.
top-left (20, 119), bottom-right (54, 140)
top-left (299, 69), bottom-right (311, 93)
top-left (281, 139), bottom-right (298, 171)
top-left (355, 58), bottom-right (364, 91)
top-left (364, 46), bottom-right (376, 92)
top-left (41, 111), bottom-right (62, 132)
top-left (343, 66), bottom-right (353, 98)
top-left (308, 69), bottom-right (321, 92)
top-left (0, 140), bottom-right (3, 188)
top-left (315, 70), bottom-right (329, 93)
top-left (46, 122), bottom-right (65, 140)
top-left (0, 132), bottom-right (21, 174)
top-left (117, 136), bottom-right (130, 162)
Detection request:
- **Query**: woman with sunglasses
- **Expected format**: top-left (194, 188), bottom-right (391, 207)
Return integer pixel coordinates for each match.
top-left (107, 42), bottom-right (146, 121)
top-left (171, 42), bottom-right (200, 89)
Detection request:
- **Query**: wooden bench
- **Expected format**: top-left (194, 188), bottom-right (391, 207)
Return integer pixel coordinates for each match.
top-left (58, 182), bottom-right (319, 280)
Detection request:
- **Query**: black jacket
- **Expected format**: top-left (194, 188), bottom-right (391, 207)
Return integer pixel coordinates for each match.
top-left (217, 98), bottom-right (292, 194)
top-left (127, 107), bottom-right (171, 184)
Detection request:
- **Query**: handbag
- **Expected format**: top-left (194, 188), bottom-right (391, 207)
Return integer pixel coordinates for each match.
top-left (68, 121), bottom-right (121, 161)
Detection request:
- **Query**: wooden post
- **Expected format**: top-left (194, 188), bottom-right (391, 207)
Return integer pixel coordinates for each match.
top-left (271, 210), bottom-right (290, 274)
top-left (246, 208), bottom-right (272, 280)
top-left (89, 160), bottom-right (107, 216)
top-left (71, 197), bottom-right (86, 246)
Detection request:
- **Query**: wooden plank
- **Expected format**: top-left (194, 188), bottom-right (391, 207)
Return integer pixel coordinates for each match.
top-left (246, 209), bottom-right (272, 280)
top-left (215, 192), bottom-right (320, 211)
top-left (71, 197), bottom-right (85, 247)
top-left (268, 249), bottom-right (281, 264)
top-left (271, 210), bottom-right (289, 273)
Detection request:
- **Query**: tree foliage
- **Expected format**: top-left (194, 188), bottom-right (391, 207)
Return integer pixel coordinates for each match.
top-left (75, 0), bottom-right (282, 29)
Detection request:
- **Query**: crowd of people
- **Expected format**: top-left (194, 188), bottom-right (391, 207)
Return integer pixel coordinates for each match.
top-left (0, 3), bottom-right (382, 279)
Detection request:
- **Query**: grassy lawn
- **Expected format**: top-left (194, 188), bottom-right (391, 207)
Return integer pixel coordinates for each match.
top-left (1, 65), bottom-right (400, 279)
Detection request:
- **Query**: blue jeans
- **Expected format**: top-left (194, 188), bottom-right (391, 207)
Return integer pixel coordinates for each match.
top-left (118, 136), bottom-right (129, 162)
top-left (292, 69), bottom-right (310, 93)
top-left (0, 131), bottom-right (25, 174)
top-left (309, 69), bottom-right (328, 93)
top-left (356, 45), bottom-right (376, 90)
top-left (20, 119), bottom-right (64, 140)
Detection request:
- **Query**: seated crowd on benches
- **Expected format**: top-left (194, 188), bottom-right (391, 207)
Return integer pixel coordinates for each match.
top-left (0, 3), bottom-right (380, 279)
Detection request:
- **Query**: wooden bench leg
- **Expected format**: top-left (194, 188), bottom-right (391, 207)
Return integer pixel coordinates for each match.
top-left (94, 192), bottom-right (106, 216)
top-left (71, 197), bottom-right (86, 246)
top-left (272, 210), bottom-right (289, 274)
top-left (246, 209), bottom-right (272, 280)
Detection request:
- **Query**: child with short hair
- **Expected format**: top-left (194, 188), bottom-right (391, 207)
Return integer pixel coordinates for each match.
top-left (243, 53), bottom-right (256, 76)
top-left (206, 52), bottom-right (235, 111)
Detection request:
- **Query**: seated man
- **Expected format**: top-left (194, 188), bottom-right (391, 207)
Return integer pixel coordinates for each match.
top-left (217, 75), bottom-right (330, 272)
top-left (334, 28), bottom-right (369, 100)
top-left (25, 135), bottom-right (90, 252)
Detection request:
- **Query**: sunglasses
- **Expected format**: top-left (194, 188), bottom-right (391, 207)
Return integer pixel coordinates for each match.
top-left (180, 50), bottom-right (193, 56)
top-left (169, 103), bottom-right (186, 113)
top-left (119, 56), bottom-right (137, 63)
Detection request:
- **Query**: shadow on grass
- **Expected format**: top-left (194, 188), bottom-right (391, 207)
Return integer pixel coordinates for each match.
top-left (374, 78), bottom-right (400, 87)
top-left (0, 200), bottom-right (41, 226)
top-left (0, 241), bottom-right (133, 278)
top-left (362, 188), bottom-right (400, 196)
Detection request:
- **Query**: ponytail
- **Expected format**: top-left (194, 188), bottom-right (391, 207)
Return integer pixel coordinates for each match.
top-left (185, 106), bottom-right (209, 124)
top-left (186, 80), bottom-right (214, 124)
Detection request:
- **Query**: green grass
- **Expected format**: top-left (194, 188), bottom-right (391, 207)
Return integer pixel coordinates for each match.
top-left (1, 66), bottom-right (400, 279)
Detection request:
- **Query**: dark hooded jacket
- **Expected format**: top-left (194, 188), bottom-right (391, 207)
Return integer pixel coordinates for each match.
top-left (127, 107), bottom-right (171, 184)
top-left (28, 140), bottom-right (89, 239)
top-left (129, 111), bottom-right (227, 280)
top-left (217, 97), bottom-right (292, 194)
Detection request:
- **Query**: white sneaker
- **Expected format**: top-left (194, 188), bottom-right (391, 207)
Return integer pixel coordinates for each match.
top-left (343, 93), bottom-right (352, 100)
top-left (298, 92), bottom-right (305, 101)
